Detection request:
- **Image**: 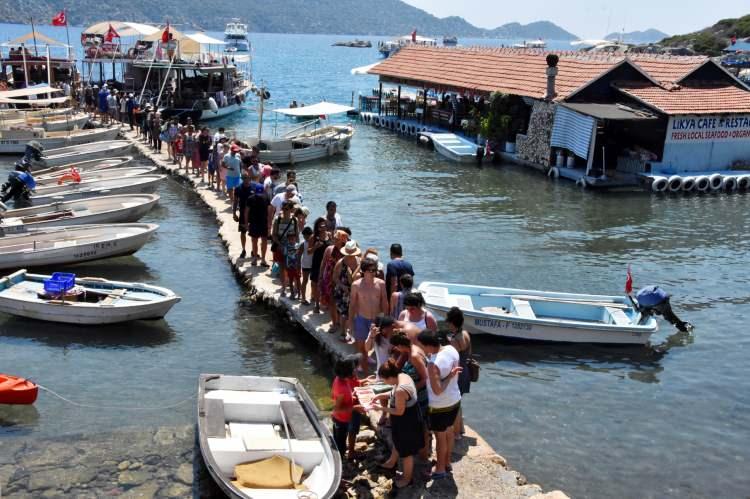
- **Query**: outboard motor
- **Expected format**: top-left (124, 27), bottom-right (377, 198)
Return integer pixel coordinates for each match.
top-left (635, 285), bottom-right (692, 332)
top-left (1, 160), bottom-right (36, 207)
top-left (24, 141), bottom-right (45, 166)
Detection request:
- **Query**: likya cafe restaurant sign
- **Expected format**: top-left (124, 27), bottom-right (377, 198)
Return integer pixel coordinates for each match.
top-left (666, 115), bottom-right (750, 143)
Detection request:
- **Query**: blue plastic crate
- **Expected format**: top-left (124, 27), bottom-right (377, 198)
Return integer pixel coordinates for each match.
top-left (43, 272), bottom-right (76, 295)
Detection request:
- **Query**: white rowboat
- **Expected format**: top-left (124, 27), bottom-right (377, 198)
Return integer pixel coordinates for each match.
top-left (422, 132), bottom-right (479, 163)
top-left (33, 140), bottom-right (132, 168)
top-left (0, 113), bottom-right (90, 132)
top-left (0, 194), bottom-right (160, 232)
top-left (198, 374), bottom-right (342, 499)
top-left (29, 175), bottom-right (165, 205)
top-left (35, 167), bottom-right (157, 187)
top-left (0, 223), bottom-right (158, 270)
top-left (419, 281), bottom-right (658, 344)
top-left (0, 127), bottom-right (120, 154)
top-left (0, 269), bottom-right (180, 324)
top-left (32, 156), bottom-right (133, 177)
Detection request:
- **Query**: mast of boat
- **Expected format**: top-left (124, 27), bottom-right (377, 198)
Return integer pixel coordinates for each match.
top-left (257, 84), bottom-right (265, 140)
top-left (29, 17), bottom-right (39, 56)
top-left (20, 43), bottom-right (29, 87)
top-left (46, 45), bottom-right (52, 100)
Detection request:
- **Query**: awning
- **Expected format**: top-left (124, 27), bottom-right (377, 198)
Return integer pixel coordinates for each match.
top-left (184, 33), bottom-right (226, 45)
top-left (0, 85), bottom-right (62, 98)
top-left (0, 96), bottom-right (69, 105)
top-left (560, 102), bottom-right (658, 120)
top-left (2, 32), bottom-right (69, 48)
top-left (551, 106), bottom-right (596, 159)
top-left (83, 21), bottom-right (160, 37)
top-left (351, 62), bottom-right (379, 75)
top-left (273, 102), bottom-right (354, 116)
top-left (399, 35), bottom-right (436, 43)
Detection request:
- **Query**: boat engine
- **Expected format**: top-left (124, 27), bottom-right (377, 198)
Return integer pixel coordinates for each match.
top-left (635, 285), bottom-right (692, 332)
top-left (1, 160), bottom-right (36, 207)
top-left (24, 141), bottom-right (45, 167)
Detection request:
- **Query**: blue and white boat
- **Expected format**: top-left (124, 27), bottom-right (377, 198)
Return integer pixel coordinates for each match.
top-left (423, 132), bottom-right (478, 163)
top-left (224, 19), bottom-right (250, 53)
top-left (418, 282), bottom-right (658, 345)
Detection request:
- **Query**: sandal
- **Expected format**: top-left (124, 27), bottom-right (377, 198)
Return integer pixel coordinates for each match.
top-left (377, 462), bottom-right (396, 471)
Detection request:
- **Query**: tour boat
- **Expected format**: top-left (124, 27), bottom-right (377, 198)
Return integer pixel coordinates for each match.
top-left (198, 374), bottom-right (342, 499)
top-left (224, 19), bottom-right (251, 53)
top-left (29, 175), bottom-right (165, 206)
top-left (32, 156), bottom-right (133, 177)
top-left (0, 374), bottom-right (38, 405)
top-left (0, 194), bottom-right (160, 231)
top-left (0, 223), bottom-right (158, 269)
top-left (35, 167), bottom-right (156, 187)
top-left (0, 269), bottom-right (180, 324)
top-left (418, 281), bottom-right (659, 345)
top-left (0, 126), bottom-right (120, 154)
top-left (33, 141), bottom-right (132, 168)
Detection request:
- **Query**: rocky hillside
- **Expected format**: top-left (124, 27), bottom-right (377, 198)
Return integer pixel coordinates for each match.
top-left (0, 0), bottom-right (578, 39)
top-left (660, 14), bottom-right (750, 55)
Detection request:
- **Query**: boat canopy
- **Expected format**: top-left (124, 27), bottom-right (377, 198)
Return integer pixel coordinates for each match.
top-left (184, 33), bottom-right (226, 45)
top-left (351, 62), bottom-right (379, 75)
top-left (273, 102), bottom-right (354, 116)
top-left (83, 21), bottom-right (160, 37)
top-left (2, 32), bottom-right (70, 48)
top-left (399, 35), bottom-right (437, 43)
top-left (0, 85), bottom-right (62, 98)
top-left (571, 39), bottom-right (611, 47)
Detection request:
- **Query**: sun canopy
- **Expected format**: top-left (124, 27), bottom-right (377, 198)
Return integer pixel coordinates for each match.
top-left (0, 96), bottom-right (69, 105)
top-left (273, 102), bottom-right (354, 116)
top-left (184, 33), bottom-right (225, 45)
top-left (399, 35), bottom-right (436, 43)
top-left (351, 62), bottom-right (379, 75)
top-left (83, 21), bottom-right (160, 37)
top-left (2, 32), bottom-right (69, 48)
top-left (0, 85), bottom-right (62, 99)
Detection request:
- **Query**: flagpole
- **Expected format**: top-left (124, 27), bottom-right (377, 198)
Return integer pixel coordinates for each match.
top-left (63, 9), bottom-right (71, 61)
top-left (30, 17), bottom-right (38, 56)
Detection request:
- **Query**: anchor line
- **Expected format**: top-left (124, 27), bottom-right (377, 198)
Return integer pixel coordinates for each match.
top-left (36, 384), bottom-right (196, 410)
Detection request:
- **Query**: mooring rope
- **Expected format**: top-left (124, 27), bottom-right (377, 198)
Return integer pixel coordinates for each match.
top-left (37, 384), bottom-right (196, 411)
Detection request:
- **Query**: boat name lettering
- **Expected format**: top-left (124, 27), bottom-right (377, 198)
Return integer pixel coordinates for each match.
top-left (474, 318), bottom-right (532, 330)
top-left (74, 250), bottom-right (98, 258)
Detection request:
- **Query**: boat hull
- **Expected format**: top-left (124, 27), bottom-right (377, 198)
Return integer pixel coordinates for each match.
top-left (256, 126), bottom-right (353, 165)
top-left (0, 374), bottom-right (38, 405)
top-left (32, 156), bottom-right (133, 177)
top-left (35, 141), bottom-right (132, 168)
top-left (29, 175), bottom-right (165, 205)
top-left (426, 133), bottom-right (478, 163)
top-left (0, 223), bottom-right (158, 270)
top-left (419, 281), bottom-right (658, 345)
top-left (0, 127), bottom-right (120, 154)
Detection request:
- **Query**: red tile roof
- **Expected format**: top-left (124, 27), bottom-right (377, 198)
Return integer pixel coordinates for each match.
top-left (368, 46), bottom-right (709, 100)
top-left (615, 83), bottom-right (750, 115)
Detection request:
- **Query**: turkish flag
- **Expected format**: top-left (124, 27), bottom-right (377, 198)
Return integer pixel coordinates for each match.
top-left (625, 265), bottom-right (633, 295)
top-left (51, 10), bottom-right (66, 26)
top-left (161, 23), bottom-right (170, 43)
top-left (104, 23), bottom-right (120, 42)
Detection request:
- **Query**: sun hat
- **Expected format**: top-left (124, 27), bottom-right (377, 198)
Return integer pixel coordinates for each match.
top-left (342, 240), bottom-right (361, 256)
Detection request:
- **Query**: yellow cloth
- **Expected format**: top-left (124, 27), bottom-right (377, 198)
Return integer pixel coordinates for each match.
top-left (233, 455), bottom-right (304, 489)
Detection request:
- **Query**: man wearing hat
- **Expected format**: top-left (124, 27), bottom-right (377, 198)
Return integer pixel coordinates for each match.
top-left (223, 143), bottom-right (242, 203)
top-left (270, 183), bottom-right (300, 220)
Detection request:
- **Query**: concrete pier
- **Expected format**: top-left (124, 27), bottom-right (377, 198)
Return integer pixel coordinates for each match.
top-left (117, 128), bottom-right (569, 499)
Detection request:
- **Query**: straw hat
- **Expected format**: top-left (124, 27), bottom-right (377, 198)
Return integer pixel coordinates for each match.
top-left (342, 240), bottom-right (361, 256)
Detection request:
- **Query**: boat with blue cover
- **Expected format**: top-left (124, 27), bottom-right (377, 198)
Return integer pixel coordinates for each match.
top-left (418, 281), bottom-right (658, 344)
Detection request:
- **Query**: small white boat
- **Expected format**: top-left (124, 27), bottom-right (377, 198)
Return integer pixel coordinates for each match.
top-left (252, 125), bottom-right (353, 165)
top-left (423, 132), bottom-right (479, 163)
top-left (198, 374), bottom-right (342, 499)
top-left (29, 175), bottom-right (165, 205)
top-left (0, 223), bottom-right (158, 270)
top-left (1, 112), bottom-right (90, 132)
top-left (0, 127), bottom-right (120, 154)
top-left (224, 19), bottom-right (251, 53)
top-left (33, 140), bottom-right (132, 168)
top-left (419, 281), bottom-right (659, 345)
top-left (32, 156), bottom-right (133, 177)
top-left (0, 269), bottom-right (180, 324)
top-left (0, 194), bottom-right (160, 232)
top-left (35, 167), bottom-right (156, 187)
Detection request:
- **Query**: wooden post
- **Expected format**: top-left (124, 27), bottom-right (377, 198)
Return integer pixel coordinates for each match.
top-left (378, 81), bottom-right (383, 116)
top-left (397, 85), bottom-right (401, 119)
top-left (422, 86), bottom-right (427, 124)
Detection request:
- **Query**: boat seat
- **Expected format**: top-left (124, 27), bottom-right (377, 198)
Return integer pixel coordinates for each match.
top-left (208, 437), bottom-right (325, 476)
top-left (100, 288), bottom-right (127, 306)
top-left (204, 398), bottom-right (227, 438)
top-left (280, 400), bottom-right (318, 440)
top-left (205, 390), bottom-right (296, 423)
top-left (425, 286), bottom-right (450, 307)
top-left (606, 307), bottom-right (631, 326)
top-left (452, 294), bottom-right (474, 311)
top-left (511, 299), bottom-right (536, 320)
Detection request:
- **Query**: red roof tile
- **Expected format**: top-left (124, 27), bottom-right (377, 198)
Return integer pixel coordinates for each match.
top-left (615, 83), bottom-right (750, 115)
top-left (368, 46), bottom-right (709, 100)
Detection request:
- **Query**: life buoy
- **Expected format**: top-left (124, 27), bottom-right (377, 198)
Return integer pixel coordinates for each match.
top-left (127, 47), bottom-right (136, 58)
top-left (576, 177), bottom-right (587, 188)
top-left (410, 125), bottom-right (416, 136)
top-left (547, 166), bottom-right (559, 179)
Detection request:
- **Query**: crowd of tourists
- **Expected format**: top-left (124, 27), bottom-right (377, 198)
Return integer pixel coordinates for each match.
top-left (133, 121), bottom-right (475, 488)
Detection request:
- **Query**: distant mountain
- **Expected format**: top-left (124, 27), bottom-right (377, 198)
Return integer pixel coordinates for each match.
top-left (660, 14), bottom-right (750, 55)
top-left (605, 29), bottom-right (669, 44)
top-left (0, 0), bottom-right (578, 39)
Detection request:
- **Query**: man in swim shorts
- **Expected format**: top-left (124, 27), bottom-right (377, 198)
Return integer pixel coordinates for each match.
top-left (349, 258), bottom-right (389, 375)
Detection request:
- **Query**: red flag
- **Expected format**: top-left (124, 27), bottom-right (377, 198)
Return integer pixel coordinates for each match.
top-left (625, 265), bottom-right (633, 294)
top-left (411, 29), bottom-right (417, 43)
top-left (104, 23), bottom-right (120, 42)
top-left (161, 23), bottom-right (170, 43)
top-left (731, 35), bottom-right (737, 45)
top-left (51, 10), bottom-right (66, 26)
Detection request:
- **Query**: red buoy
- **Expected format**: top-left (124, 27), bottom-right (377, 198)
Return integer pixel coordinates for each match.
top-left (0, 374), bottom-right (38, 405)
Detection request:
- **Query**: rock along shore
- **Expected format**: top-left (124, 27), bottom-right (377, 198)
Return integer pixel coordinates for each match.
top-left (4, 127), bottom-right (571, 499)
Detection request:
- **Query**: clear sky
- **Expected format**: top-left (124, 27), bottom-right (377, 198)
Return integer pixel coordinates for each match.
top-left (401, 0), bottom-right (748, 39)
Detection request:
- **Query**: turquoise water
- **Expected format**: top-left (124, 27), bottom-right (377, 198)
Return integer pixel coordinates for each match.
top-left (1, 24), bottom-right (750, 499)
